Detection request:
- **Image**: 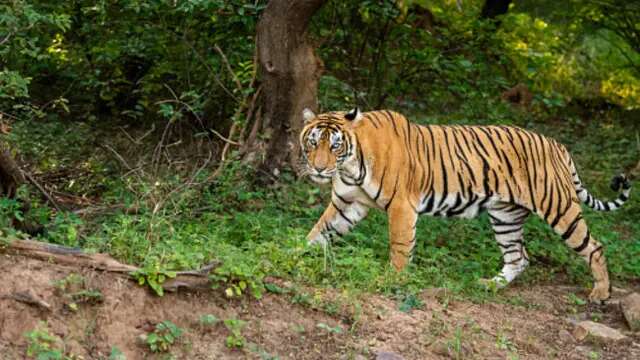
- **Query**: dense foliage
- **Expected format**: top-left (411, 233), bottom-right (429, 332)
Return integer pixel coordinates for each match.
top-left (2, 0), bottom-right (639, 124)
top-left (1, 0), bottom-right (262, 128)
top-left (314, 0), bottom-right (640, 113)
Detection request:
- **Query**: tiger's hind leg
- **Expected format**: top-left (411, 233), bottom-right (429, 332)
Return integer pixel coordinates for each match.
top-left (548, 203), bottom-right (610, 303)
top-left (483, 203), bottom-right (530, 288)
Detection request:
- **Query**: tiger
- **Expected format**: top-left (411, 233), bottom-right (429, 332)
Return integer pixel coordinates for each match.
top-left (299, 107), bottom-right (631, 303)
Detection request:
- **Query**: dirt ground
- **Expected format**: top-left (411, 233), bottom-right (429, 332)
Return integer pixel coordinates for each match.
top-left (1, 254), bottom-right (639, 360)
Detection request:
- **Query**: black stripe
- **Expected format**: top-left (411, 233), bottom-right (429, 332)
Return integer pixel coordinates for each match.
top-left (501, 249), bottom-right (520, 256)
top-left (573, 230), bottom-right (590, 253)
top-left (477, 195), bottom-right (491, 210)
top-left (325, 222), bottom-right (344, 237)
top-left (442, 129), bottom-right (458, 176)
top-left (457, 172), bottom-right (469, 199)
top-left (505, 257), bottom-right (523, 265)
top-left (589, 246), bottom-right (603, 267)
top-left (494, 228), bottom-right (521, 235)
top-left (332, 201), bottom-right (354, 226)
top-left (437, 150), bottom-right (449, 209)
top-left (385, 176), bottom-right (399, 211)
top-left (512, 129), bottom-right (537, 212)
top-left (488, 213), bottom-right (502, 224)
top-left (450, 129), bottom-right (477, 187)
top-left (384, 111), bottom-right (399, 137)
top-left (445, 193), bottom-right (463, 217)
top-left (539, 139), bottom-right (550, 208)
top-left (524, 132), bottom-right (541, 212)
top-left (550, 199), bottom-right (571, 229)
top-left (373, 166), bottom-right (387, 202)
top-left (513, 211), bottom-right (530, 223)
top-left (334, 192), bottom-right (352, 205)
top-left (447, 194), bottom-right (478, 216)
top-left (420, 192), bottom-right (435, 214)
top-left (365, 114), bottom-right (379, 129)
top-left (543, 183), bottom-right (556, 222)
top-left (491, 216), bottom-right (525, 227)
top-left (370, 113), bottom-right (383, 128)
top-left (561, 214), bottom-right (583, 240)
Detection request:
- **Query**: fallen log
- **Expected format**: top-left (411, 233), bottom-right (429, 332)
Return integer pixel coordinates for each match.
top-left (3, 290), bottom-right (52, 311)
top-left (0, 239), bottom-right (219, 293)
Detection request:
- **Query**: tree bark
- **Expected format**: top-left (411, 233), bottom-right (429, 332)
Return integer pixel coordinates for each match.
top-left (480, 0), bottom-right (512, 19)
top-left (0, 143), bottom-right (25, 199)
top-left (256, 0), bottom-right (326, 178)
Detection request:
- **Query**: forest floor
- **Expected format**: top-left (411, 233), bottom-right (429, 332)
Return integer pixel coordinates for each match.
top-left (1, 253), bottom-right (639, 360)
top-left (1, 114), bottom-right (638, 359)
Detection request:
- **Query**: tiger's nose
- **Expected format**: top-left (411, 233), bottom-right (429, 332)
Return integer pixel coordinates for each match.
top-left (315, 166), bottom-right (326, 172)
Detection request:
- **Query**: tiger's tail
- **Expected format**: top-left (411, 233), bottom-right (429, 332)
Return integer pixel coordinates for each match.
top-left (569, 157), bottom-right (631, 211)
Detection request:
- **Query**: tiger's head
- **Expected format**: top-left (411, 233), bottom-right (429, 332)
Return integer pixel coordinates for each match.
top-left (299, 107), bottom-right (363, 184)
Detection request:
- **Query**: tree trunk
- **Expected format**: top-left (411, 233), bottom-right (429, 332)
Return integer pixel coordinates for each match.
top-left (480, 0), bottom-right (512, 19)
top-left (0, 143), bottom-right (25, 199)
top-left (256, 0), bottom-right (326, 179)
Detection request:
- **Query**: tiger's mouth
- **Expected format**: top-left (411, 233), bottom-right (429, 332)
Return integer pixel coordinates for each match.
top-left (308, 169), bottom-right (336, 184)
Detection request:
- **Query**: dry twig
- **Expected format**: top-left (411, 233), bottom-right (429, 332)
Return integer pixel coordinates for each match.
top-left (214, 44), bottom-right (243, 93)
top-left (23, 171), bottom-right (62, 212)
top-left (5, 290), bottom-right (51, 311)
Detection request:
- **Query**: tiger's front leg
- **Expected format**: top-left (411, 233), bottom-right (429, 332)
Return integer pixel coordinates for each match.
top-left (307, 193), bottom-right (369, 246)
top-left (387, 202), bottom-right (418, 271)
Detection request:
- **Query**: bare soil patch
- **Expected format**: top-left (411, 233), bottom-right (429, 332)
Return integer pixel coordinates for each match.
top-left (1, 254), bottom-right (638, 359)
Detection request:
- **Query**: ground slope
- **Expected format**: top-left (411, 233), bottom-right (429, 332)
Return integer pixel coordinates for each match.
top-left (0, 254), bottom-right (638, 360)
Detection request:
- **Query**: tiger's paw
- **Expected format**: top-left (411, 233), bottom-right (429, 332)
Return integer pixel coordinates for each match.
top-left (588, 286), bottom-right (611, 305)
top-left (306, 234), bottom-right (328, 248)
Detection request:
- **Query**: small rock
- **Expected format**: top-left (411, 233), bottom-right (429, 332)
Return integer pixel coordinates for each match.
top-left (573, 321), bottom-right (628, 344)
top-left (558, 329), bottom-right (575, 343)
top-left (612, 286), bottom-right (631, 296)
top-left (136, 333), bottom-right (148, 345)
top-left (565, 313), bottom-right (588, 326)
top-left (429, 340), bottom-right (450, 357)
top-left (621, 292), bottom-right (640, 331)
top-left (375, 351), bottom-right (404, 360)
top-left (604, 298), bottom-right (621, 309)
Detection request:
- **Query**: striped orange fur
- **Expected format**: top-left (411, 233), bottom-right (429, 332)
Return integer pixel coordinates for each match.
top-left (300, 108), bottom-right (631, 302)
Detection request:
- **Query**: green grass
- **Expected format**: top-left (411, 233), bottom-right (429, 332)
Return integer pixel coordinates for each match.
top-left (4, 113), bottom-right (639, 303)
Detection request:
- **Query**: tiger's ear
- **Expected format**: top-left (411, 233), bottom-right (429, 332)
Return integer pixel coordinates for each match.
top-left (344, 107), bottom-right (363, 122)
top-left (302, 108), bottom-right (316, 123)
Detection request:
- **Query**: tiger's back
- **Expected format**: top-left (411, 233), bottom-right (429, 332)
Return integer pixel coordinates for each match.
top-left (352, 113), bottom-right (578, 218)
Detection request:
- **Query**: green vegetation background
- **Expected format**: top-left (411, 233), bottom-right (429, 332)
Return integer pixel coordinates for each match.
top-left (1, 0), bottom-right (638, 301)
